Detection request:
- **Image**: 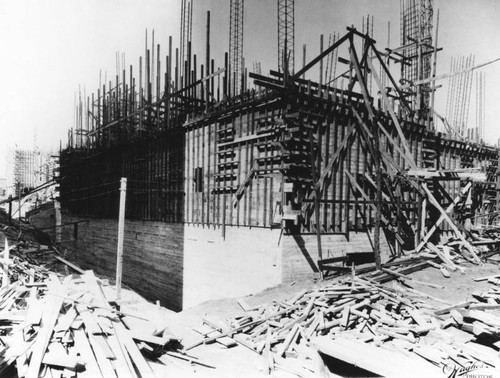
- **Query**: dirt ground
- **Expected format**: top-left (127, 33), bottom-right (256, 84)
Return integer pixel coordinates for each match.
top-left (146, 253), bottom-right (500, 377)
top-left (410, 254), bottom-right (500, 306)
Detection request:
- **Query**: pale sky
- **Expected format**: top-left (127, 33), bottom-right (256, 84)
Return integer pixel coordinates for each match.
top-left (1, 0), bottom-right (499, 176)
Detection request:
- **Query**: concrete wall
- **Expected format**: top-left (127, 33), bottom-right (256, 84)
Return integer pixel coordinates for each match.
top-left (60, 216), bottom-right (283, 311)
top-left (59, 215), bottom-right (391, 311)
top-left (183, 225), bottom-right (282, 308)
top-left (61, 215), bottom-right (184, 311)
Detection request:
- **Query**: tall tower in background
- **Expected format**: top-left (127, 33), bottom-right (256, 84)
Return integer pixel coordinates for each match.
top-left (5, 147), bottom-right (55, 196)
top-left (229, 0), bottom-right (244, 97)
top-left (277, 0), bottom-right (295, 75)
top-left (400, 0), bottom-right (434, 121)
top-left (180, 0), bottom-right (193, 89)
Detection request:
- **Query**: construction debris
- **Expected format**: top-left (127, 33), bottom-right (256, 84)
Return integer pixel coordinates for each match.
top-left (187, 264), bottom-right (500, 377)
top-left (3, 1), bottom-right (500, 375)
top-left (0, 268), bottom-right (185, 377)
top-left (0, 211), bottom-right (187, 377)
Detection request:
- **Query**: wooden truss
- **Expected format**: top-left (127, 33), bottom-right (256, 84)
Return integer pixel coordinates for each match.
top-left (236, 27), bottom-right (491, 272)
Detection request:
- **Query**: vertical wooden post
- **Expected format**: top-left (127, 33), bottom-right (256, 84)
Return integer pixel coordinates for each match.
top-left (309, 129), bottom-right (323, 278)
top-left (396, 194), bottom-right (402, 257)
top-left (2, 239), bottom-right (9, 288)
top-left (416, 183), bottom-right (423, 248)
top-left (116, 178), bottom-right (127, 301)
top-left (319, 35), bottom-right (323, 95)
top-left (420, 198), bottom-right (427, 239)
top-left (373, 127), bottom-right (382, 270)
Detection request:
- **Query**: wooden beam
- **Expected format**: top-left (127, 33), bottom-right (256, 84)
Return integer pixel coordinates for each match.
top-left (53, 255), bottom-right (85, 274)
top-left (421, 183), bottom-right (480, 263)
top-left (293, 32), bottom-right (350, 79)
top-left (316, 120), bottom-right (357, 190)
top-left (116, 178), bottom-right (127, 301)
top-left (377, 121), bottom-right (416, 168)
top-left (349, 38), bottom-right (374, 119)
top-left (406, 169), bottom-right (486, 181)
top-left (26, 277), bottom-right (70, 378)
top-left (2, 240), bottom-right (9, 288)
top-left (368, 59), bottom-right (416, 170)
top-left (304, 119), bottom-right (357, 216)
top-left (415, 182), bottom-right (471, 252)
top-left (309, 128), bottom-right (323, 270)
top-left (344, 169), bottom-right (388, 225)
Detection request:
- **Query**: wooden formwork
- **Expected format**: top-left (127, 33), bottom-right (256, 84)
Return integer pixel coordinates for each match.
top-left (59, 27), bottom-right (500, 270)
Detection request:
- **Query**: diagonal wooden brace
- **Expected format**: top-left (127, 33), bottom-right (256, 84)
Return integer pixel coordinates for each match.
top-left (421, 183), bottom-right (480, 264)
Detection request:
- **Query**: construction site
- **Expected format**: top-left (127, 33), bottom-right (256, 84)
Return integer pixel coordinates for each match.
top-left (2, 0), bottom-right (500, 377)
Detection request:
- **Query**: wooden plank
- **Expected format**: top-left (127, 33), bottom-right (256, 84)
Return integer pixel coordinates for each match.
top-left (129, 330), bottom-right (171, 346)
top-left (114, 324), bottom-right (156, 377)
top-left (116, 177), bottom-right (127, 300)
top-left (421, 183), bottom-right (480, 263)
top-left (406, 169), bottom-right (486, 181)
top-left (185, 304), bottom-right (301, 350)
top-left (53, 306), bottom-right (78, 333)
top-left (77, 304), bottom-right (103, 335)
top-left (26, 296), bottom-right (44, 326)
top-left (201, 317), bottom-right (238, 347)
top-left (89, 334), bottom-right (115, 359)
top-left (474, 273), bottom-right (500, 282)
top-left (163, 351), bottom-right (216, 369)
top-left (2, 239), bottom-right (10, 288)
top-left (194, 325), bottom-right (236, 348)
top-left (344, 169), bottom-right (388, 224)
top-left (26, 276), bottom-right (70, 378)
top-left (87, 330), bottom-right (118, 378)
top-left (73, 329), bottom-right (104, 378)
top-left (81, 271), bottom-right (154, 377)
top-left (434, 301), bottom-right (472, 315)
top-left (105, 334), bottom-right (136, 378)
top-left (381, 268), bottom-right (444, 289)
top-left (42, 343), bottom-right (80, 370)
top-left (416, 182), bottom-right (472, 252)
top-left (53, 255), bottom-right (85, 274)
top-left (377, 122), bottom-right (416, 170)
top-left (368, 59), bottom-right (416, 170)
top-left (277, 324), bottom-right (299, 357)
top-left (316, 120), bottom-right (356, 192)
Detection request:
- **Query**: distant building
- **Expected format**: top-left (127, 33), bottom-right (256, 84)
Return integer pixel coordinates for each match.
top-left (6, 147), bottom-right (56, 196)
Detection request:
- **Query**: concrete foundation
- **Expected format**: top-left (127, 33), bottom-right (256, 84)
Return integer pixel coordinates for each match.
top-left (183, 225), bottom-right (282, 308)
top-left (60, 215), bottom-right (184, 311)
top-left (58, 213), bottom-right (391, 312)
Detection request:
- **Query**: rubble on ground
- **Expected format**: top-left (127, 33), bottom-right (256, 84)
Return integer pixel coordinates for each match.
top-left (1, 206), bottom-right (500, 377)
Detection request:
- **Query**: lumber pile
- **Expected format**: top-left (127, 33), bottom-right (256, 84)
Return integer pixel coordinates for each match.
top-left (0, 228), bottom-right (83, 288)
top-left (0, 222), bottom-right (71, 286)
top-left (471, 225), bottom-right (500, 248)
top-left (416, 235), bottom-right (497, 272)
top-left (0, 214), bottom-right (193, 377)
top-left (0, 270), bottom-right (182, 377)
top-left (188, 276), bottom-right (500, 377)
top-left (0, 243), bottom-right (53, 288)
